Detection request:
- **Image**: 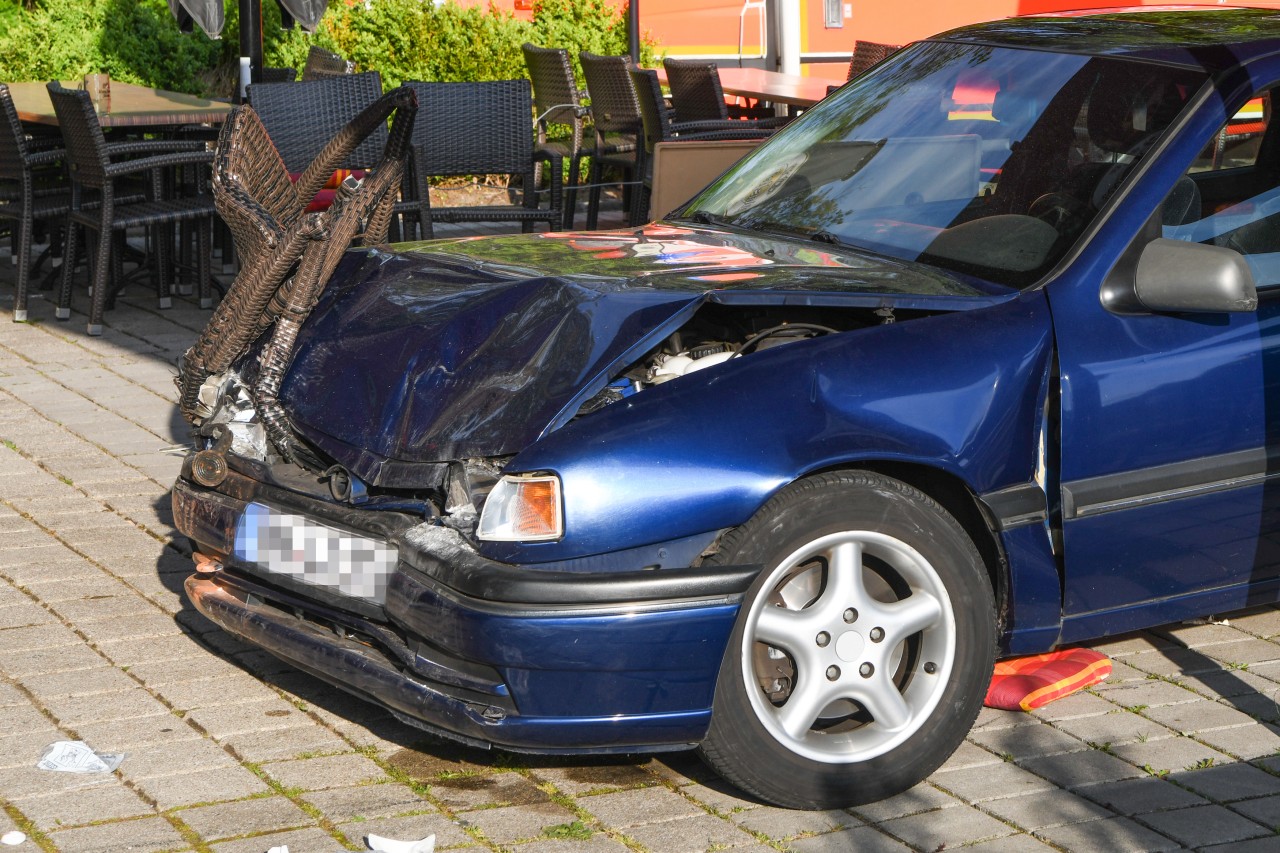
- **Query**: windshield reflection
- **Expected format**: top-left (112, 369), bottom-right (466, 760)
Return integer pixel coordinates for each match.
top-left (683, 42), bottom-right (1208, 287)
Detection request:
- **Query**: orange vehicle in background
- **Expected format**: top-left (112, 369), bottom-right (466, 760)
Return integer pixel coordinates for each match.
top-left (479, 1), bottom-right (1280, 78)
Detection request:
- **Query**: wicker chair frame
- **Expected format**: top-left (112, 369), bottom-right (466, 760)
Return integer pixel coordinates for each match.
top-left (578, 51), bottom-right (643, 230)
top-left (247, 72), bottom-right (387, 174)
top-left (393, 79), bottom-right (561, 241)
top-left (629, 68), bottom-right (777, 224)
top-left (260, 66), bottom-right (298, 84)
top-left (301, 46), bottom-right (355, 81)
top-left (522, 42), bottom-right (588, 229)
top-left (662, 58), bottom-right (787, 128)
top-left (847, 40), bottom-right (900, 80)
top-left (177, 86), bottom-right (417, 463)
top-left (1, 83), bottom-right (68, 323)
top-left (47, 82), bottom-right (215, 335)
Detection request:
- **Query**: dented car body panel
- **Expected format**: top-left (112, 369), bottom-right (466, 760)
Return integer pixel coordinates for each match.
top-left (281, 226), bottom-right (1010, 485)
top-left (175, 9), bottom-right (1280, 772)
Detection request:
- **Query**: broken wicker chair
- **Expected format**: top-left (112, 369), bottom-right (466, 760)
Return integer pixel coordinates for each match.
top-left (176, 86), bottom-right (416, 467)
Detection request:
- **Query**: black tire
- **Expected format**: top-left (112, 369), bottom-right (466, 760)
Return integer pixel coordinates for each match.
top-left (697, 470), bottom-right (995, 809)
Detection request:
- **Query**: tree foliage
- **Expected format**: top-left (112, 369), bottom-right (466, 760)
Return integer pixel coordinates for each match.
top-left (0, 0), bottom-right (658, 98)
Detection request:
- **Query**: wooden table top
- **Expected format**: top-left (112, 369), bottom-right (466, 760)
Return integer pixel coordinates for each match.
top-left (657, 67), bottom-right (842, 109)
top-left (8, 80), bottom-right (231, 129)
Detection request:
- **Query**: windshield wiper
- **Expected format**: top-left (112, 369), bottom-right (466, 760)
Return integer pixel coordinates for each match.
top-left (683, 210), bottom-right (732, 227)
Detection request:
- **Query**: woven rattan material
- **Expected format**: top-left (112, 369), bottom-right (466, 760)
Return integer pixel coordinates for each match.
top-left (394, 79), bottom-right (561, 240)
top-left (247, 72), bottom-right (387, 175)
top-left (47, 81), bottom-right (215, 334)
top-left (301, 46), bottom-right (355, 81)
top-left (1, 82), bottom-right (69, 322)
top-left (578, 52), bottom-right (643, 229)
top-left (629, 67), bottom-right (777, 224)
top-left (261, 66), bottom-right (298, 84)
top-left (663, 58), bottom-right (788, 127)
top-left (847, 41), bottom-right (900, 80)
top-left (522, 43), bottom-right (588, 228)
top-left (176, 87), bottom-right (416, 454)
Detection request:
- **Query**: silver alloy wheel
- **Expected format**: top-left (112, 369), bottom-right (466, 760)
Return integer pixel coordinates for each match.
top-left (740, 530), bottom-right (957, 764)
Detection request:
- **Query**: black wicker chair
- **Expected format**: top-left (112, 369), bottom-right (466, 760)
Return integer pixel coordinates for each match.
top-left (301, 46), bottom-right (355, 81)
top-left (247, 72), bottom-right (387, 175)
top-left (260, 66), bottom-right (298, 84)
top-left (522, 42), bottom-right (588, 228)
top-left (47, 82), bottom-right (215, 335)
top-left (578, 51), bottom-right (643, 230)
top-left (662, 57), bottom-right (788, 128)
top-left (1, 83), bottom-right (68, 323)
top-left (629, 67), bottom-right (777, 225)
top-left (394, 79), bottom-right (562, 240)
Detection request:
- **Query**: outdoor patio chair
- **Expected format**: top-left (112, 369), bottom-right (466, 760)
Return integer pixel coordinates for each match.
top-left (176, 86), bottom-right (416, 459)
top-left (578, 51), bottom-right (643, 229)
top-left (629, 67), bottom-right (777, 225)
top-left (247, 72), bottom-right (386, 175)
top-left (394, 79), bottom-right (562, 240)
top-left (847, 40), bottom-right (900, 80)
top-left (662, 57), bottom-right (788, 127)
top-left (522, 42), bottom-right (589, 228)
top-left (47, 82), bottom-right (215, 335)
top-left (828, 40), bottom-right (901, 95)
top-left (0, 82), bottom-right (69, 322)
top-left (301, 46), bottom-right (355, 81)
top-left (260, 66), bottom-right (298, 84)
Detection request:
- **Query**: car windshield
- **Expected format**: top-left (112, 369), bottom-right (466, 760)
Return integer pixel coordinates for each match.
top-left (683, 42), bottom-right (1208, 288)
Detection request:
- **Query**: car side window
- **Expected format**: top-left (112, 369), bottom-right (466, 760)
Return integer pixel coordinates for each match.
top-left (1163, 90), bottom-right (1280, 285)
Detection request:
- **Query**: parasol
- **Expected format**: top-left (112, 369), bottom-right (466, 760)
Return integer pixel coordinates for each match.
top-left (169, 0), bottom-right (328, 99)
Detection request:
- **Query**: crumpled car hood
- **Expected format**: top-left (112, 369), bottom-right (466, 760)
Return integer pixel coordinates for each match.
top-left (279, 224), bottom-right (1014, 486)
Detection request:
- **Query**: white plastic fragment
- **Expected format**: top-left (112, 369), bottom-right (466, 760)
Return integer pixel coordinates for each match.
top-left (1, 831), bottom-right (25, 846)
top-left (265, 846), bottom-right (288, 853)
top-left (35, 741), bottom-right (124, 773)
top-left (366, 834), bottom-right (435, 853)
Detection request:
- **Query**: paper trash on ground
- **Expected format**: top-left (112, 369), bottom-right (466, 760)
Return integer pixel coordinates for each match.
top-left (367, 834), bottom-right (435, 853)
top-left (36, 741), bottom-right (124, 773)
top-left (1, 831), bottom-right (25, 846)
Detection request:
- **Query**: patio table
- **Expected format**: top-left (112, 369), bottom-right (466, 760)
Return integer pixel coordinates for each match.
top-left (655, 66), bottom-right (841, 111)
top-left (6, 80), bottom-right (230, 129)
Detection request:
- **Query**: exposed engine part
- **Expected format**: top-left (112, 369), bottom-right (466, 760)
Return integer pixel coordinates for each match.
top-left (194, 369), bottom-right (276, 463)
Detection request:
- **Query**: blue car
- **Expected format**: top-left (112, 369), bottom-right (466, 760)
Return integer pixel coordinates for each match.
top-left (174, 7), bottom-right (1280, 809)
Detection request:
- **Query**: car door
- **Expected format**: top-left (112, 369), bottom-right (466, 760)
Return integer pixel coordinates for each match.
top-left (1051, 72), bottom-right (1280, 643)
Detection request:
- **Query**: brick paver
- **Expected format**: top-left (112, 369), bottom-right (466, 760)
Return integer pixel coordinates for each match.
top-left (8, 225), bottom-right (1280, 853)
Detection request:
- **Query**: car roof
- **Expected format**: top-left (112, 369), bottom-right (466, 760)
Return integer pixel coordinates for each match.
top-left (933, 7), bottom-right (1280, 72)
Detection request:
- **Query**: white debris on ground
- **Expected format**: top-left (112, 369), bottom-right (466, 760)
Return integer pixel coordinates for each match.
top-left (35, 741), bottom-right (124, 773)
top-left (262, 833), bottom-right (434, 853)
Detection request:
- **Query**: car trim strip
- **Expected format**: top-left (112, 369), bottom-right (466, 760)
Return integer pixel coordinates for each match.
top-left (978, 482), bottom-right (1048, 531)
top-left (1062, 447), bottom-right (1270, 520)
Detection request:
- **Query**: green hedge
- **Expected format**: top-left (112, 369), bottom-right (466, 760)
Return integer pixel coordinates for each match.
top-left (0, 0), bottom-right (657, 98)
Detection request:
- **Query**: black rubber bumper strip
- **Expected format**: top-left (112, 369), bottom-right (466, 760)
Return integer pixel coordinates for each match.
top-left (395, 534), bottom-right (760, 606)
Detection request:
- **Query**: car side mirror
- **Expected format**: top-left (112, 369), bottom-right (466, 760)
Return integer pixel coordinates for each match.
top-left (1133, 238), bottom-right (1258, 314)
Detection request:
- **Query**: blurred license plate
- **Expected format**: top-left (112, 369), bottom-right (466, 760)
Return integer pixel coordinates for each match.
top-left (233, 502), bottom-right (397, 604)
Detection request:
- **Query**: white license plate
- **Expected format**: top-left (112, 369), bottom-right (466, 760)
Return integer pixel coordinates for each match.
top-left (233, 502), bottom-right (397, 604)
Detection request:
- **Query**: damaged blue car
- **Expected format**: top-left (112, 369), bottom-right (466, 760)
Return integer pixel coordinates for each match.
top-left (174, 7), bottom-right (1280, 808)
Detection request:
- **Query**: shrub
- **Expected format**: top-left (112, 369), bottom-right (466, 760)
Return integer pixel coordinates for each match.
top-left (0, 0), bottom-right (220, 92)
top-left (0, 0), bottom-right (657, 99)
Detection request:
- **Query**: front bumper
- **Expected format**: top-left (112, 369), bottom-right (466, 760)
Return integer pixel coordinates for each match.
top-left (175, 473), bottom-right (755, 752)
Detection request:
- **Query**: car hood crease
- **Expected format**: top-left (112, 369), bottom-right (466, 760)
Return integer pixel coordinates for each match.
top-left (277, 226), bottom-right (1012, 486)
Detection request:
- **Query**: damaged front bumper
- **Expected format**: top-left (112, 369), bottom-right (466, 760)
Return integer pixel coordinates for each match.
top-left (174, 472), bottom-right (756, 753)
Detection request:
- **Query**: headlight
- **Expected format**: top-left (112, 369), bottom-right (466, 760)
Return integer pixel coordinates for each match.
top-left (476, 473), bottom-right (563, 542)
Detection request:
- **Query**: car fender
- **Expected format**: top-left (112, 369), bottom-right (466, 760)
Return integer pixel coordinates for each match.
top-left (486, 290), bottom-right (1056, 564)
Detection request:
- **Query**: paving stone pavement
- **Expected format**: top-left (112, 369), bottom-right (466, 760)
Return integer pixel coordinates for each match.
top-left (4, 233), bottom-right (1280, 852)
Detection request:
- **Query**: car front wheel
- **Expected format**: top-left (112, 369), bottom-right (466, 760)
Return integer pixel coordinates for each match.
top-left (698, 470), bottom-right (995, 809)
